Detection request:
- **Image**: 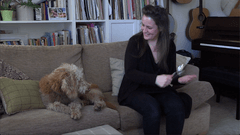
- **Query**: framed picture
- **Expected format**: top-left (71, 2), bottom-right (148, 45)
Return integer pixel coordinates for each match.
top-left (48, 7), bottom-right (67, 21)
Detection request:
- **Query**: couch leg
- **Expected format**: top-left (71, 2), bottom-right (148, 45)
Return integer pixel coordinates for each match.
top-left (198, 131), bottom-right (208, 135)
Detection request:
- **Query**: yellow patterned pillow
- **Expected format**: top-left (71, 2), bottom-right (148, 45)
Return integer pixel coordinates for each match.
top-left (0, 78), bottom-right (45, 115)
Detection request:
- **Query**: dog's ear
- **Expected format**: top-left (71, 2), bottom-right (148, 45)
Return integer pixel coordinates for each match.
top-left (39, 75), bottom-right (52, 94)
top-left (51, 69), bottom-right (70, 94)
top-left (89, 84), bottom-right (99, 89)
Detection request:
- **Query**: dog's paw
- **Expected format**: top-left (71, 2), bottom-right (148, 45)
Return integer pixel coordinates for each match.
top-left (70, 109), bottom-right (82, 120)
top-left (94, 100), bottom-right (106, 111)
top-left (69, 102), bottom-right (82, 120)
top-left (46, 103), bottom-right (54, 110)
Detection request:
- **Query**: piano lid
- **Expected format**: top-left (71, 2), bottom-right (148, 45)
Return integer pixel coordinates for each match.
top-left (202, 17), bottom-right (240, 41)
top-left (192, 17), bottom-right (240, 54)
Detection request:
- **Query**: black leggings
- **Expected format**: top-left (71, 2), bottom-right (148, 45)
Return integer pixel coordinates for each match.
top-left (122, 90), bottom-right (185, 135)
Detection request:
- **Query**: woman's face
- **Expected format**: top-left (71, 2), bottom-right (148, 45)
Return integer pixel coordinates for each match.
top-left (141, 15), bottom-right (160, 41)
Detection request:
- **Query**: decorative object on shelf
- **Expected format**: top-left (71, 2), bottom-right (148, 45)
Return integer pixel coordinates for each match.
top-left (12, 0), bottom-right (40, 21)
top-left (48, 7), bottom-right (67, 21)
top-left (0, 0), bottom-right (15, 21)
top-left (0, 10), bottom-right (13, 21)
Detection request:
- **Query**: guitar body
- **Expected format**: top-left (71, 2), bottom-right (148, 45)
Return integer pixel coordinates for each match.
top-left (172, 0), bottom-right (192, 4)
top-left (186, 7), bottom-right (209, 40)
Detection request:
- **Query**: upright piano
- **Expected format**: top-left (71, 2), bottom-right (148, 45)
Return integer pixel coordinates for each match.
top-left (192, 17), bottom-right (240, 120)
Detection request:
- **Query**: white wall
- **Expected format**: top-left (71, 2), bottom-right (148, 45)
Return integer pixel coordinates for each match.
top-left (170, 0), bottom-right (227, 58)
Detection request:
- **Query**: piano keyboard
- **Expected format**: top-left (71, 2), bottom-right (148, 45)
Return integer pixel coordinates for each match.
top-left (200, 43), bottom-right (240, 50)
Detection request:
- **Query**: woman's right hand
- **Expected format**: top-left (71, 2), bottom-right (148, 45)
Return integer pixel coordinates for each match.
top-left (155, 74), bottom-right (173, 88)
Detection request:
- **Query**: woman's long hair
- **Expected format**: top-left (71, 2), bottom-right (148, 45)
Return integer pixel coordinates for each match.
top-left (138, 5), bottom-right (170, 71)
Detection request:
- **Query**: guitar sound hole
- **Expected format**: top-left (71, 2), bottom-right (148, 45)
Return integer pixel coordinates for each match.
top-left (198, 14), bottom-right (205, 22)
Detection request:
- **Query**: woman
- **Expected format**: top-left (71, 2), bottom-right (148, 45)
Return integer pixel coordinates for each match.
top-left (118, 5), bottom-right (197, 135)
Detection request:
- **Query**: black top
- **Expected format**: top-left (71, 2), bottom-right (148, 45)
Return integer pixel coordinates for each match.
top-left (118, 33), bottom-right (177, 104)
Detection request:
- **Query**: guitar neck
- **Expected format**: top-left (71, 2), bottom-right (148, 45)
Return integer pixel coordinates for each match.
top-left (199, 0), bottom-right (203, 13)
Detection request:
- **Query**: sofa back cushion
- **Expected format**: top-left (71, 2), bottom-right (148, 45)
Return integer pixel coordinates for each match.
top-left (81, 41), bottom-right (128, 93)
top-left (0, 45), bottom-right (82, 81)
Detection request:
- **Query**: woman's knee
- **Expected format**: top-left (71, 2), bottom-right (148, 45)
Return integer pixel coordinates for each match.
top-left (165, 99), bottom-right (185, 116)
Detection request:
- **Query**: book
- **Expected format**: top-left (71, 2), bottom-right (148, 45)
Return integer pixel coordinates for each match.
top-left (48, 7), bottom-right (67, 20)
top-left (80, 26), bottom-right (86, 44)
top-left (35, 8), bottom-right (42, 21)
top-left (122, 0), bottom-right (127, 19)
top-left (0, 39), bottom-right (24, 45)
top-left (75, 0), bottom-right (80, 20)
top-left (45, 0), bottom-right (49, 20)
top-left (80, 0), bottom-right (87, 20)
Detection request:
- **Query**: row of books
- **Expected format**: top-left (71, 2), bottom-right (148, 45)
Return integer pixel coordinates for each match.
top-left (76, 23), bottom-right (104, 44)
top-left (0, 39), bottom-right (24, 45)
top-left (75, 0), bottom-right (104, 20)
top-left (109, 0), bottom-right (160, 20)
top-left (28, 30), bottom-right (72, 46)
top-left (35, 0), bottom-right (68, 21)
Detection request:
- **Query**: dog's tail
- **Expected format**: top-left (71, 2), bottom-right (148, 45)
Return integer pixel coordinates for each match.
top-left (90, 83), bottom-right (117, 110)
top-left (104, 100), bottom-right (117, 110)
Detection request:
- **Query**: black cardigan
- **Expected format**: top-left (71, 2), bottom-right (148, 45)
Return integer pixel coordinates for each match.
top-left (118, 33), bottom-right (177, 104)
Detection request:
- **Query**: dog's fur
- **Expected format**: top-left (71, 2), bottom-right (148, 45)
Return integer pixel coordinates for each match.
top-left (39, 63), bottom-right (112, 120)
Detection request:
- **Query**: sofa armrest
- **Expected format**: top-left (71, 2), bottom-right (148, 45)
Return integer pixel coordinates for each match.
top-left (176, 81), bottom-right (214, 110)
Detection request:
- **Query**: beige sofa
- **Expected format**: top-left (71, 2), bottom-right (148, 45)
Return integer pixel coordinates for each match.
top-left (0, 41), bottom-right (214, 135)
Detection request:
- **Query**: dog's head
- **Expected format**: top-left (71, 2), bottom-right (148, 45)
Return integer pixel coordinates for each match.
top-left (40, 63), bottom-right (91, 100)
top-left (60, 63), bottom-right (91, 99)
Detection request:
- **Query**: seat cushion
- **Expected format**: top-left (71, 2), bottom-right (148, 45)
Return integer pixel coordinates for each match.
top-left (0, 105), bottom-right (120, 135)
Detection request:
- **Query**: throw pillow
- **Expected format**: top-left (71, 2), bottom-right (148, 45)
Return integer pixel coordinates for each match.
top-left (176, 54), bottom-right (191, 69)
top-left (0, 78), bottom-right (45, 115)
top-left (109, 55), bottom-right (191, 96)
top-left (110, 58), bottom-right (124, 96)
top-left (0, 59), bottom-right (30, 80)
top-left (0, 59), bottom-right (31, 115)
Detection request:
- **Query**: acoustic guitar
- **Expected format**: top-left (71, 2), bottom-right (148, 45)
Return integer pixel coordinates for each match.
top-left (230, 0), bottom-right (240, 17)
top-left (172, 0), bottom-right (192, 4)
top-left (186, 0), bottom-right (209, 40)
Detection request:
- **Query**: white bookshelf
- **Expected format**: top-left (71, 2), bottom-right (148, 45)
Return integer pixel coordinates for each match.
top-left (0, 0), bottom-right (162, 45)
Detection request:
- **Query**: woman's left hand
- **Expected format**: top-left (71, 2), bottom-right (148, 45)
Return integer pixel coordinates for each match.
top-left (178, 75), bottom-right (197, 84)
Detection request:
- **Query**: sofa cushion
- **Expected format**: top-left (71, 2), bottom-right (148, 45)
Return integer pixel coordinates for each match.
top-left (81, 41), bottom-right (128, 92)
top-left (0, 78), bottom-right (45, 115)
top-left (0, 106), bottom-right (120, 135)
top-left (0, 45), bottom-right (83, 81)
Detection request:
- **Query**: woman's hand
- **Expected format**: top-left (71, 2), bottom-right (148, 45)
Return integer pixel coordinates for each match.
top-left (155, 74), bottom-right (173, 88)
top-left (178, 75), bottom-right (197, 84)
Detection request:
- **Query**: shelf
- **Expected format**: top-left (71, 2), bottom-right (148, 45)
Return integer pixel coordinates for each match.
top-left (0, 20), bottom-right (73, 24)
top-left (75, 20), bottom-right (105, 23)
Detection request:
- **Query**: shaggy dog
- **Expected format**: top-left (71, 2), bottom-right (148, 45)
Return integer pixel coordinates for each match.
top-left (39, 63), bottom-right (112, 120)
